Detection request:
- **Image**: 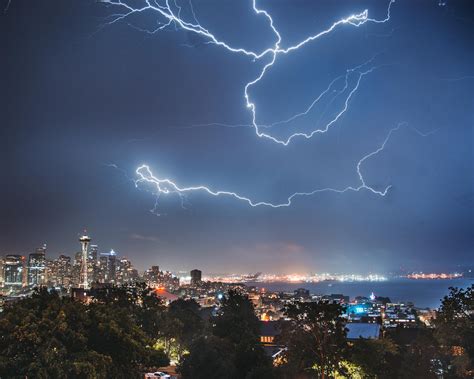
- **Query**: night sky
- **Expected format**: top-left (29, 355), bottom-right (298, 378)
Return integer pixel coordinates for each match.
top-left (1, 0), bottom-right (473, 274)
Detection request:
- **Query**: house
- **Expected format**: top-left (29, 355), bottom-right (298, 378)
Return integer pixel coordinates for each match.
top-left (259, 320), bottom-right (282, 345)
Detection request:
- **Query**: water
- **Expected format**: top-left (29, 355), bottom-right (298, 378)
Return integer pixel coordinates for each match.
top-left (247, 278), bottom-right (474, 309)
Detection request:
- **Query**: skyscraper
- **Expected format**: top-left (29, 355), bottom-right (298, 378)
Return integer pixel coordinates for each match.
top-left (47, 254), bottom-right (72, 288)
top-left (4, 255), bottom-right (25, 288)
top-left (116, 258), bottom-right (138, 284)
top-left (98, 249), bottom-right (117, 284)
top-left (28, 245), bottom-right (47, 287)
top-left (88, 244), bottom-right (99, 283)
top-left (0, 257), bottom-right (4, 286)
top-left (190, 269), bottom-right (202, 286)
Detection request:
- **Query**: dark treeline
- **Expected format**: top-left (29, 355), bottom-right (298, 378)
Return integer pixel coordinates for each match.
top-left (0, 284), bottom-right (472, 379)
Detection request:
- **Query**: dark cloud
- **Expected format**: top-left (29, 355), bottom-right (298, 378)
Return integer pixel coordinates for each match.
top-left (0, 0), bottom-right (472, 273)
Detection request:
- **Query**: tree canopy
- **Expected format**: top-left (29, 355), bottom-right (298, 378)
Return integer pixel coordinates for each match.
top-left (179, 289), bottom-right (274, 379)
top-left (277, 301), bottom-right (348, 379)
top-left (0, 287), bottom-right (168, 379)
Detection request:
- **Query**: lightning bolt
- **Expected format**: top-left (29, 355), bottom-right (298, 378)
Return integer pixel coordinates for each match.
top-left (99, 0), bottom-right (404, 211)
top-left (134, 122), bottom-right (406, 208)
top-left (3, 0), bottom-right (12, 14)
top-left (192, 55), bottom-right (390, 138)
top-left (100, 0), bottom-right (395, 144)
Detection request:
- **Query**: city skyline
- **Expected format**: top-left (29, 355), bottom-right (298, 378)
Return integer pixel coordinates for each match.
top-left (1, 0), bottom-right (473, 274)
top-left (1, 233), bottom-right (471, 276)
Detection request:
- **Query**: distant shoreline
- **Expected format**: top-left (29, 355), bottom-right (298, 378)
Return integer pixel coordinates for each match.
top-left (244, 277), bottom-right (474, 309)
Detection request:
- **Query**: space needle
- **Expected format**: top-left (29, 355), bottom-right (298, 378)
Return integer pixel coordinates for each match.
top-left (79, 232), bottom-right (91, 289)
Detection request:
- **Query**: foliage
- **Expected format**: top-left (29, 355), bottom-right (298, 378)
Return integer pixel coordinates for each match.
top-left (179, 289), bottom-right (274, 379)
top-left (277, 301), bottom-right (348, 379)
top-left (349, 338), bottom-right (399, 378)
top-left (91, 282), bottom-right (166, 338)
top-left (178, 335), bottom-right (236, 379)
top-left (0, 287), bottom-right (168, 379)
top-left (2, 284), bottom-right (473, 378)
top-left (159, 298), bottom-right (204, 360)
top-left (435, 285), bottom-right (474, 377)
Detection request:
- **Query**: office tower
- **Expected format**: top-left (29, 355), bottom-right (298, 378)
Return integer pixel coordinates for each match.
top-left (4, 255), bottom-right (25, 288)
top-left (48, 254), bottom-right (72, 288)
top-left (143, 265), bottom-right (159, 286)
top-left (28, 246), bottom-right (47, 287)
top-left (190, 269), bottom-right (202, 286)
top-left (89, 244), bottom-right (99, 263)
top-left (0, 257), bottom-right (4, 286)
top-left (58, 254), bottom-right (72, 287)
top-left (116, 258), bottom-right (138, 284)
top-left (99, 249), bottom-right (117, 284)
top-left (88, 245), bottom-right (99, 284)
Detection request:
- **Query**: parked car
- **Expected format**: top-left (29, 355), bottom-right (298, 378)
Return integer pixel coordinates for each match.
top-left (144, 372), bottom-right (171, 378)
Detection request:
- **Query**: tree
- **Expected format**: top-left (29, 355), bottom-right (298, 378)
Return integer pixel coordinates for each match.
top-left (212, 290), bottom-right (274, 378)
top-left (349, 338), bottom-right (399, 378)
top-left (0, 287), bottom-right (168, 379)
top-left (179, 336), bottom-right (236, 379)
top-left (179, 290), bottom-right (274, 379)
top-left (397, 331), bottom-right (439, 379)
top-left (435, 285), bottom-right (474, 377)
top-left (212, 289), bottom-right (261, 344)
top-left (160, 298), bottom-right (204, 360)
top-left (277, 301), bottom-right (348, 379)
top-left (91, 282), bottom-right (166, 339)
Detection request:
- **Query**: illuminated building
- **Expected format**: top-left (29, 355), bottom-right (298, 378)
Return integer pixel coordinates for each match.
top-left (28, 245), bottom-right (47, 287)
top-left (47, 254), bottom-right (72, 288)
top-left (98, 249), bottom-right (117, 284)
top-left (143, 265), bottom-right (160, 284)
top-left (153, 287), bottom-right (179, 305)
top-left (144, 265), bottom-right (179, 289)
top-left (70, 251), bottom-right (82, 286)
top-left (89, 244), bottom-right (99, 263)
top-left (190, 269), bottom-right (202, 286)
top-left (116, 258), bottom-right (139, 284)
top-left (4, 255), bottom-right (25, 288)
top-left (88, 244), bottom-right (100, 283)
top-left (259, 321), bottom-right (282, 345)
top-left (0, 257), bottom-right (4, 286)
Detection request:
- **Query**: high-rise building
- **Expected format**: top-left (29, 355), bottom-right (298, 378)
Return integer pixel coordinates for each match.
top-left (162, 270), bottom-right (180, 289)
top-left (4, 255), bottom-right (25, 288)
top-left (116, 258), bottom-right (139, 284)
top-left (144, 265), bottom-right (160, 283)
top-left (71, 251), bottom-right (82, 286)
top-left (143, 265), bottom-right (179, 289)
top-left (88, 245), bottom-right (99, 284)
top-left (57, 254), bottom-right (72, 287)
top-left (28, 246), bottom-right (47, 287)
top-left (0, 257), bottom-right (4, 286)
top-left (190, 269), bottom-right (202, 286)
top-left (98, 250), bottom-right (117, 284)
top-left (89, 245), bottom-right (99, 263)
top-left (47, 254), bottom-right (72, 288)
